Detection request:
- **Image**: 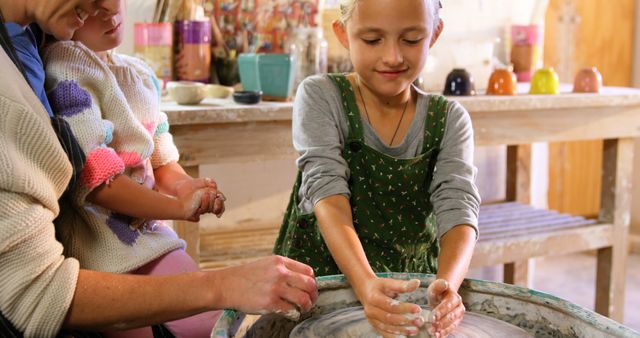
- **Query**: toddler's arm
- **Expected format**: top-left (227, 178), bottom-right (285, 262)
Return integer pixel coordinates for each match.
top-left (153, 161), bottom-right (226, 218)
top-left (87, 173), bottom-right (216, 222)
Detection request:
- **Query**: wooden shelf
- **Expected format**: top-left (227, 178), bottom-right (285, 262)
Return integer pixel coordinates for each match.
top-left (472, 202), bottom-right (610, 267)
top-left (197, 202), bottom-right (608, 271)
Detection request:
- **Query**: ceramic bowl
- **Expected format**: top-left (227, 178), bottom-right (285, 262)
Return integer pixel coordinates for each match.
top-left (529, 67), bottom-right (560, 95)
top-left (233, 90), bottom-right (262, 104)
top-left (443, 68), bottom-right (476, 96)
top-left (166, 81), bottom-right (206, 105)
top-left (486, 67), bottom-right (517, 95)
top-left (205, 84), bottom-right (234, 98)
top-left (573, 67), bottom-right (603, 93)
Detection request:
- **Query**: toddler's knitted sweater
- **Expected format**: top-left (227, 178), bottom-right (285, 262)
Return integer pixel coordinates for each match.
top-left (43, 41), bottom-right (184, 273)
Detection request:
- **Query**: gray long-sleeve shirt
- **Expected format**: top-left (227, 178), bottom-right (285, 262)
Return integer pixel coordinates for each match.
top-left (293, 75), bottom-right (480, 239)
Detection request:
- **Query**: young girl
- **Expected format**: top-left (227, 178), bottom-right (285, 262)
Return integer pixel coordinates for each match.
top-left (274, 0), bottom-right (480, 336)
top-left (43, 1), bottom-right (225, 336)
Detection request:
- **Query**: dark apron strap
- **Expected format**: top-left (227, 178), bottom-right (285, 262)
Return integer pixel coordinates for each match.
top-left (422, 94), bottom-right (448, 154)
top-left (327, 73), bottom-right (365, 143)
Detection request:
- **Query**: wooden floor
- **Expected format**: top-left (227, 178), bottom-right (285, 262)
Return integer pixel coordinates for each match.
top-left (200, 223), bottom-right (280, 270)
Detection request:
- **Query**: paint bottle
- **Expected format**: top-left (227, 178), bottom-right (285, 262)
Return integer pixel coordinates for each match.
top-left (175, 20), bottom-right (212, 83)
top-left (134, 22), bottom-right (173, 86)
top-left (510, 25), bottom-right (541, 82)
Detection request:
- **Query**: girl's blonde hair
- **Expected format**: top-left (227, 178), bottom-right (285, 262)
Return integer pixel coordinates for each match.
top-left (338, 0), bottom-right (441, 28)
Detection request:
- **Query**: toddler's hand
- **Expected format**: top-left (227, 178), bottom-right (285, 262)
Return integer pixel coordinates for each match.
top-left (175, 178), bottom-right (226, 221)
top-left (427, 279), bottom-right (464, 337)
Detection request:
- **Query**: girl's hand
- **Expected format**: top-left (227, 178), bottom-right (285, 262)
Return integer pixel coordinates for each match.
top-left (174, 178), bottom-right (225, 221)
top-left (427, 279), bottom-right (465, 337)
top-left (355, 278), bottom-right (426, 337)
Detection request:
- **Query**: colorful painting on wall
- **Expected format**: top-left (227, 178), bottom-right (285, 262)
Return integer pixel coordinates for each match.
top-left (204, 0), bottom-right (320, 54)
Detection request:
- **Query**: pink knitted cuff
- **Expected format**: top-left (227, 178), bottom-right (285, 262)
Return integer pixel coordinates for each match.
top-left (118, 151), bottom-right (143, 167)
top-left (81, 148), bottom-right (125, 190)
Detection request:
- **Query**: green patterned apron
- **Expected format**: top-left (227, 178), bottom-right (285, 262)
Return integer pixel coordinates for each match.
top-left (274, 74), bottom-right (448, 276)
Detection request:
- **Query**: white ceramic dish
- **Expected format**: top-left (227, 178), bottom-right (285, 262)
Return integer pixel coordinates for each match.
top-left (166, 81), bottom-right (206, 105)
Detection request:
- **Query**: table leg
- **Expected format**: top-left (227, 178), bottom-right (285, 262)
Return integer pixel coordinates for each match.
top-left (504, 260), bottom-right (533, 287)
top-left (503, 145), bottom-right (533, 287)
top-left (596, 138), bottom-right (633, 322)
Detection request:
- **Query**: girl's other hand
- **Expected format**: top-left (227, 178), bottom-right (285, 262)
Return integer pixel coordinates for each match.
top-left (355, 278), bottom-right (425, 337)
top-left (427, 279), bottom-right (464, 337)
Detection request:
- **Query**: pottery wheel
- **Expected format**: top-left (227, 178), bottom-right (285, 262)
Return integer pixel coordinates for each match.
top-left (290, 306), bottom-right (532, 338)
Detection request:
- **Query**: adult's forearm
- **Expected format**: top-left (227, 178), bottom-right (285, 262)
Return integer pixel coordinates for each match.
top-left (65, 256), bottom-right (318, 331)
top-left (436, 225), bottom-right (476, 292)
top-left (64, 269), bottom-right (218, 330)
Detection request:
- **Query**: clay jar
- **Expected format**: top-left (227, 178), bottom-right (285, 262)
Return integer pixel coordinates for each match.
top-left (573, 67), bottom-right (603, 93)
top-left (443, 68), bottom-right (476, 96)
top-left (486, 67), bottom-right (517, 95)
top-left (529, 67), bottom-right (560, 95)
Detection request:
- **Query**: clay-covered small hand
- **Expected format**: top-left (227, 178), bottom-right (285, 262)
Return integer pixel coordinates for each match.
top-left (174, 177), bottom-right (225, 221)
top-left (355, 277), bottom-right (426, 337)
top-left (427, 279), bottom-right (465, 337)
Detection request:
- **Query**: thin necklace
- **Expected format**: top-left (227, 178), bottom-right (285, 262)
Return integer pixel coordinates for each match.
top-left (356, 75), bottom-right (410, 147)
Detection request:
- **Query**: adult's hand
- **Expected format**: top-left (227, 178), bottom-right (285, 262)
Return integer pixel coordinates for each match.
top-left (214, 256), bottom-right (318, 317)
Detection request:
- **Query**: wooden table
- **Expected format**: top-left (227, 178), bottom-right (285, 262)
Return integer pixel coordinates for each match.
top-left (163, 87), bottom-right (640, 323)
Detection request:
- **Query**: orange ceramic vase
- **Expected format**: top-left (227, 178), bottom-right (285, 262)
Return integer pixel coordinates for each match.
top-left (487, 68), bottom-right (517, 95)
top-left (573, 67), bottom-right (603, 93)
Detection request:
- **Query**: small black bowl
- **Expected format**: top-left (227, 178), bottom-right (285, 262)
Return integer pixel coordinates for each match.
top-left (443, 68), bottom-right (476, 96)
top-left (233, 90), bottom-right (262, 104)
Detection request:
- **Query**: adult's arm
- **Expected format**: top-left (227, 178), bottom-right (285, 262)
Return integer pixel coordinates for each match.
top-left (65, 256), bottom-right (317, 330)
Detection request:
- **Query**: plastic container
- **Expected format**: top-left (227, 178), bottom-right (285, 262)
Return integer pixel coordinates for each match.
top-left (134, 22), bottom-right (173, 86)
top-left (258, 53), bottom-right (296, 100)
top-left (238, 53), bottom-right (261, 91)
top-left (236, 53), bottom-right (297, 101)
top-left (289, 27), bottom-right (327, 90)
top-left (175, 20), bottom-right (211, 83)
top-left (511, 25), bottom-right (542, 82)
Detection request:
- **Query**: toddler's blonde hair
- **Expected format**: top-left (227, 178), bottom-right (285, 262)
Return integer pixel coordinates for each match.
top-left (338, 0), bottom-right (441, 29)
